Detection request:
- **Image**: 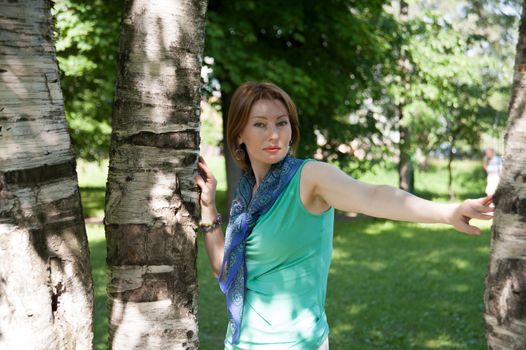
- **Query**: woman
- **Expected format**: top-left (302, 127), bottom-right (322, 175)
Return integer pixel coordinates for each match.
top-left (483, 147), bottom-right (503, 196)
top-left (194, 82), bottom-right (494, 350)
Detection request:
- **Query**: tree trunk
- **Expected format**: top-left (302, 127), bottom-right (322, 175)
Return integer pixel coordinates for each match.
top-left (104, 0), bottom-right (207, 349)
top-left (484, 1), bottom-right (526, 348)
top-left (0, 1), bottom-right (93, 349)
top-left (398, 122), bottom-right (414, 192)
top-left (447, 137), bottom-right (456, 201)
top-left (397, 0), bottom-right (414, 193)
top-left (220, 89), bottom-right (241, 210)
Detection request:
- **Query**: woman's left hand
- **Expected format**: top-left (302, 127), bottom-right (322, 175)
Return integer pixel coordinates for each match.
top-left (446, 195), bottom-right (495, 235)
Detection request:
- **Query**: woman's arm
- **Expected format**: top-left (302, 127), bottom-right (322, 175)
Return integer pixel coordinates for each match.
top-left (195, 156), bottom-right (224, 278)
top-left (306, 162), bottom-right (494, 235)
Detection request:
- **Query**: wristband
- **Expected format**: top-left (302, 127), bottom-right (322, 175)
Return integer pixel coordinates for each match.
top-left (199, 214), bottom-right (222, 233)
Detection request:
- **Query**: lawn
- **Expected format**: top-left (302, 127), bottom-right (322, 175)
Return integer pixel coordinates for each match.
top-left (82, 156), bottom-right (492, 350)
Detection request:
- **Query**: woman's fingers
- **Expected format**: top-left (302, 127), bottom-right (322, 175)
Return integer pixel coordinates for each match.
top-left (198, 157), bottom-right (213, 177)
top-left (466, 206), bottom-right (494, 220)
top-left (481, 195), bottom-right (493, 206)
top-left (473, 212), bottom-right (494, 220)
top-left (194, 174), bottom-right (205, 189)
top-left (476, 205), bottom-right (495, 212)
top-left (455, 215), bottom-right (481, 235)
top-left (462, 223), bottom-right (481, 235)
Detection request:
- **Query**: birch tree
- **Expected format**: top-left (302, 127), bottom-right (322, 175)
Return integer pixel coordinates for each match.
top-left (105, 0), bottom-right (207, 348)
top-left (484, 1), bottom-right (526, 348)
top-left (0, 1), bottom-right (93, 349)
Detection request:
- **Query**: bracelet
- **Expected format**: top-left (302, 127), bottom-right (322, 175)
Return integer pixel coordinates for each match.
top-left (199, 214), bottom-right (222, 233)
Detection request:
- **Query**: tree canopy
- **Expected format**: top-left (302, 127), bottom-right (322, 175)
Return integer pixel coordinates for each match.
top-left (53, 0), bottom-right (517, 176)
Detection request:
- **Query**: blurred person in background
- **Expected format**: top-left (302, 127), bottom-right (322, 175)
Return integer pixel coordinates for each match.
top-left (483, 147), bottom-right (503, 196)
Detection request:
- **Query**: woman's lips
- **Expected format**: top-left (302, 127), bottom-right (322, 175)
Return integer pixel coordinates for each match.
top-left (263, 147), bottom-right (281, 153)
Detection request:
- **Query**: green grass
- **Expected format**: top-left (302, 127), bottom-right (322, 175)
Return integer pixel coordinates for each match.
top-left (358, 159), bottom-right (487, 202)
top-left (81, 156), bottom-right (492, 349)
top-left (77, 159), bottom-right (108, 218)
top-left (87, 225), bottom-right (108, 350)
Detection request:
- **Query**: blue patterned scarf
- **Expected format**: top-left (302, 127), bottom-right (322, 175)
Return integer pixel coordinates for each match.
top-left (218, 154), bottom-right (304, 343)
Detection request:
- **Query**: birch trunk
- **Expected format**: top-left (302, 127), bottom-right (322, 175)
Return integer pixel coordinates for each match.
top-left (105, 1), bottom-right (207, 349)
top-left (484, 1), bottom-right (526, 348)
top-left (0, 1), bottom-right (93, 349)
top-left (397, 0), bottom-right (414, 193)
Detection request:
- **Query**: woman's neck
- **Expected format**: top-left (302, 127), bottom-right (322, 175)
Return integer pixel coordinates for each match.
top-left (251, 161), bottom-right (271, 194)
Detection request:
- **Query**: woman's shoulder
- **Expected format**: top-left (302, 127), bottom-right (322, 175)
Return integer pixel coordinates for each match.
top-left (297, 159), bottom-right (333, 213)
top-left (300, 159), bottom-right (334, 175)
top-left (298, 159), bottom-right (337, 187)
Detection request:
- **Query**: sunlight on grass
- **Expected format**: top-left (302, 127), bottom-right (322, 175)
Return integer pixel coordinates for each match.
top-left (86, 224), bottom-right (108, 350)
top-left (421, 334), bottom-right (462, 349)
top-left (77, 159), bottom-right (108, 188)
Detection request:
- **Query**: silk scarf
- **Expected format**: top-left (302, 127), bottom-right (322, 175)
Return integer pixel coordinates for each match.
top-left (218, 154), bottom-right (304, 343)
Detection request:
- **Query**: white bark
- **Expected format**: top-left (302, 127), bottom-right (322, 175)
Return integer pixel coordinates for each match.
top-left (0, 1), bottom-right (93, 349)
top-left (105, 0), bottom-right (207, 349)
top-left (484, 1), bottom-right (526, 348)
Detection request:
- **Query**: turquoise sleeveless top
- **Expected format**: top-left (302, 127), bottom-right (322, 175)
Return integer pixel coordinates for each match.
top-left (224, 160), bottom-right (334, 349)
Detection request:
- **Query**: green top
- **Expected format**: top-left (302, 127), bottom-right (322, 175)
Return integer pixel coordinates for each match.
top-left (224, 160), bottom-right (335, 349)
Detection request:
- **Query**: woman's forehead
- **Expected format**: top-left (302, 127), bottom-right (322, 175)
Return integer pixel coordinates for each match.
top-left (249, 99), bottom-right (288, 118)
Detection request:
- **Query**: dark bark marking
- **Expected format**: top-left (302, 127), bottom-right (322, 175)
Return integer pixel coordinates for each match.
top-left (107, 223), bottom-right (196, 266)
top-left (51, 281), bottom-right (64, 312)
top-left (119, 276), bottom-right (171, 302)
top-left (121, 130), bottom-right (199, 149)
top-left (29, 207), bottom-right (86, 262)
top-left (2, 160), bottom-right (76, 186)
top-left (486, 259), bottom-right (526, 325)
top-left (513, 172), bottom-right (526, 183)
top-left (106, 224), bottom-right (147, 265)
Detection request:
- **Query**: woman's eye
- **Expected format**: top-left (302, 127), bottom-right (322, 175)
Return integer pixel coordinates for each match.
top-left (278, 120), bottom-right (289, 126)
top-left (254, 122), bottom-right (265, 128)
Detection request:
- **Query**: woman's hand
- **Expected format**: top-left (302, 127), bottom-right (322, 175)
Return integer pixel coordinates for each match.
top-left (194, 156), bottom-right (217, 209)
top-left (446, 195), bottom-right (495, 235)
top-left (194, 156), bottom-right (224, 278)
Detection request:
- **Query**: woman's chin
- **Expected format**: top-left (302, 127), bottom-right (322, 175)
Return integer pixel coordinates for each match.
top-left (252, 152), bottom-right (288, 166)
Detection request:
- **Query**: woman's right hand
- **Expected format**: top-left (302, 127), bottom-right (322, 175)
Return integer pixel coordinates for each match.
top-left (195, 156), bottom-right (217, 209)
top-left (194, 156), bottom-right (224, 278)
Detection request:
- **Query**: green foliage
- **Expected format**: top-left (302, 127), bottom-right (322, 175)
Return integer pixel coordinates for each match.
top-left (53, 0), bottom-right (514, 172)
top-left (205, 0), bottom-right (398, 176)
top-left (53, 0), bottom-right (122, 160)
top-left (381, 1), bottom-right (516, 159)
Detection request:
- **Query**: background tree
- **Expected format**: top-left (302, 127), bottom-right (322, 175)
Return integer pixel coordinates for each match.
top-left (53, 0), bottom-right (122, 161)
top-left (52, 1), bottom-right (515, 205)
top-left (104, 0), bottom-right (207, 348)
top-left (205, 0), bottom-right (394, 205)
top-left (484, 0), bottom-right (526, 347)
top-left (391, 0), bottom-right (415, 193)
top-left (381, 0), bottom-right (517, 199)
top-left (0, 0), bottom-right (93, 348)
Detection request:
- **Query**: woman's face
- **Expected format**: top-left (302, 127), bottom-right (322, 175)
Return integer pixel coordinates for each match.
top-left (238, 99), bottom-right (292, 168)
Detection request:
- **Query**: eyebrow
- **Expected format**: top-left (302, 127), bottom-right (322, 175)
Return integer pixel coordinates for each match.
top-left (251, 114), bottom-right (289, 119)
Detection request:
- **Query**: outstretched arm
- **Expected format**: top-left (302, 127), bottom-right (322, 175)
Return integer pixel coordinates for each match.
top-left (308, 162), bottom-right (494, 235)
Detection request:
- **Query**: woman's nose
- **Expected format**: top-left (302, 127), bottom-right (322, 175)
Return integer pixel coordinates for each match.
top-left (268, 125), bottom-right (279, 139)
